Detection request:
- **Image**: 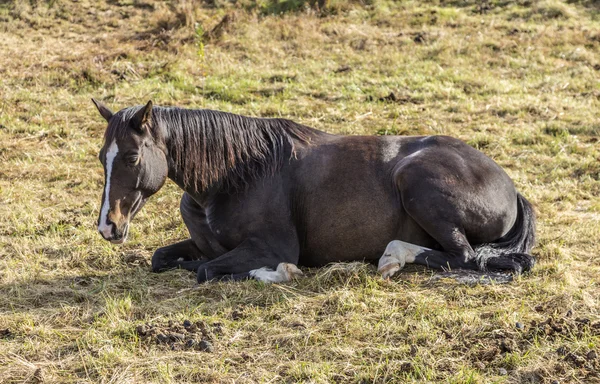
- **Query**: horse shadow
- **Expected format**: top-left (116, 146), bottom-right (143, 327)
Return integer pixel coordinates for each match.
top-left (0, 251), bottom-right (514, 329)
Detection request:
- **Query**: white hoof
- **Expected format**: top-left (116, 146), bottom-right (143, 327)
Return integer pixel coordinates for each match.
top-left (249, 263), bottom-right (303, 283)
top-left (379, 261), bottom-right (402, 279)
top-left (378, 240), bottom-right (429, 279)
top-left (278, 262), bottom-right (303, 280)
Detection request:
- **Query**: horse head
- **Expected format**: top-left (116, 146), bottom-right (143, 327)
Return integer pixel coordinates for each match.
top-left (93, 99), bottom-right (169, 244)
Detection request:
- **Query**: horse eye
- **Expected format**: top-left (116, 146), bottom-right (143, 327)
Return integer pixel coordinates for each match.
top-left (126, 154), bottom-right (139, 165)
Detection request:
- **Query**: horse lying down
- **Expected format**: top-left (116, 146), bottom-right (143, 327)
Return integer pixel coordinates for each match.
top-left (93, 100), bottom-right (536, 283)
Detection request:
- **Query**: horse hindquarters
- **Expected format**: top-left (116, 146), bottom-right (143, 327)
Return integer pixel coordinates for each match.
top-left (382, 143), bottom-right (535, 276)
top-left (381, 198), bottom-right (536, 275)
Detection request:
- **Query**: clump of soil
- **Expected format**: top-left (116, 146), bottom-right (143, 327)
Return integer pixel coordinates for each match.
top-left (136, 320), bottom-right (219, 352)
top-left (525, 315), bottom-right (600, 373)
top-left (526, 316), bottom-right (600, 341)
top-left (467, 311), bottom-right (600, 380)
top-left (0, 329), bottom-right (12, 339)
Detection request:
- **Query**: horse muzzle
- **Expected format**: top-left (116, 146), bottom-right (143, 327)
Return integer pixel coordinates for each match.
top-left (97, 193), bottom-right (144, 244)
top-left (98, 218), bottom-right (129, 244)
top-left (110, 223), bottom-right (129, 244)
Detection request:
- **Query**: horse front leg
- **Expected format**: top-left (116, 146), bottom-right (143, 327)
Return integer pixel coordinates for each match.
top-left (151, 239), bottom-right (210, 272)
top-left (152, 192), bottom-right (229, 273)
top-left (195, 237), bottom-right (301, 283)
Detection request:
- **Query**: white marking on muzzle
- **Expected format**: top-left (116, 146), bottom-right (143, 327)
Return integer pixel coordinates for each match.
top-left (98, 139), bottom-right (119, 239)
top-left (249, 263), bottom-right (303, 283)
top-left (378, 240), bottom-right (430, 279)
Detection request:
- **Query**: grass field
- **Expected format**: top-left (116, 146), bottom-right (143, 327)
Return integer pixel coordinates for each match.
top-left (1, 0), bottom-right (600, 382)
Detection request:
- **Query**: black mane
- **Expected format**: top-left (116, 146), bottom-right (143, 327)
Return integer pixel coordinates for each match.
top-left (105, 106), bottom-right (320, 192)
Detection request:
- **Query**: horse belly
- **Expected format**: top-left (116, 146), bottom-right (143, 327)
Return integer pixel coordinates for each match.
top-left (298, 189), bottom-right (401, 267)
top-left (292, 134), bottom-right (435, 267)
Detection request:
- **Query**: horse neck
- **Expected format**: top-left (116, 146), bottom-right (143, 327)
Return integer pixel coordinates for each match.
top-left (158, 108), bottom-right (296, 197)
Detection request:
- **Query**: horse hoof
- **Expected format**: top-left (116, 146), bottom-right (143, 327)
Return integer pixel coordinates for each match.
top-left (377, 240), bottom-right (423, 279)
top-left (151, 250), bottom-right (170, 273)
top-left (378, 262), bottom-right (401, 279)
top-left (196, 266), bottom-right (215, 283)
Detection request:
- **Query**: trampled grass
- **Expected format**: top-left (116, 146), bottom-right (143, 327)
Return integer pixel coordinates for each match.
top-left (0, 0), bottom-right (599, 382)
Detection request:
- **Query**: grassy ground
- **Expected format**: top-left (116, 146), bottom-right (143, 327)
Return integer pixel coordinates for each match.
top-left (1, 0), bottom-right (599, 382)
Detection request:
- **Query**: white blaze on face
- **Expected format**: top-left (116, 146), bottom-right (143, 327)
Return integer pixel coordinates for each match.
top-left (378, 240), bottom-right (430, 279)
top-left (98, 139), bottom-right (119, 239)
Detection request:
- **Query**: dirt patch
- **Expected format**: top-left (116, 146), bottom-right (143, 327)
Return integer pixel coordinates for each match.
top-left (136, 320), bottom-right (220, 352)
top-left (0, 329), bottom-right (12, 339)
top-left (371, 91), bottom-right (424, 104)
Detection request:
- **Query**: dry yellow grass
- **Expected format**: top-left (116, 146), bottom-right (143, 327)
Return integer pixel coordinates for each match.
top-left (0, 0), bottom-right (599, 383)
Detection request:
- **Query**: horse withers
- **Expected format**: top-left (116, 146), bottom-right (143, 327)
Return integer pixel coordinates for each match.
top-left (93, 99), bottom-right (536, 283)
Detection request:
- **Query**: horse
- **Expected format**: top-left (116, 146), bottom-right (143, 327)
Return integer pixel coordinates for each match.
top-left (92, 99), bottom-right (536, 283)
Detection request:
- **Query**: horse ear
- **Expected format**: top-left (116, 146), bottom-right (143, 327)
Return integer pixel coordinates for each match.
top-left (131, 100), bottom-right (153, 133)
top-left (92, 98), bottom-right (114, 122)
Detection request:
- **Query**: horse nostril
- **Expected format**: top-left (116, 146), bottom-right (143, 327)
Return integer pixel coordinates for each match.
top-left (98, 218), bottom-right (116, 240)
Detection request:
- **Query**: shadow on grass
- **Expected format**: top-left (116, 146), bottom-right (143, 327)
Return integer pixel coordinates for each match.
top-left (0, 253), bottom-right (519, 327)
top-left (0, 261), bottom-right (200, 319)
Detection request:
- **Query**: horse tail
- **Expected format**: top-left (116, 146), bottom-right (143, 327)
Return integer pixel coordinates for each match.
top-left (474, 193), bottom-right (536, 275)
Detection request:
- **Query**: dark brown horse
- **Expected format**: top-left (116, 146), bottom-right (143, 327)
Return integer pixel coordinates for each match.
top-left (93, 100), bottom-right (536, 283)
